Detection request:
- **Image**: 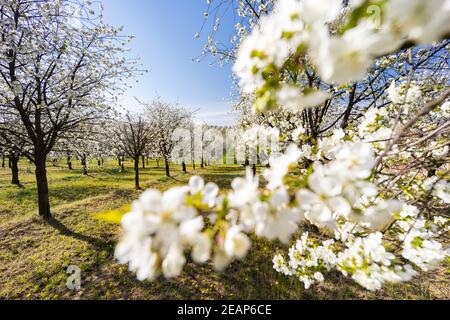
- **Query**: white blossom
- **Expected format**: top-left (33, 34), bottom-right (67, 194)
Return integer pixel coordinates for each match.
top-left (224, 226), bottom-right (251, 259)
top-left (263, 143), bottom-right (302, 190)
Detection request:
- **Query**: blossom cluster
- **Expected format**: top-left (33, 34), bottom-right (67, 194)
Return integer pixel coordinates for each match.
top-left (423, 177), bottom-right (450, 205)
top-left (233, 0), bottom-right (450, 112)
top-left (297, 140), bottom-right (402, 233)
top-left (395, 205), bottom-right (449, 272)
top-left (115, 176), bottom-right (253, 279)
top-left (274, 206), bottom-right (449, 291)
top-left (273, 233), bottom-right (336, 289)
top-left (336, 232), bottom-right (417, 291)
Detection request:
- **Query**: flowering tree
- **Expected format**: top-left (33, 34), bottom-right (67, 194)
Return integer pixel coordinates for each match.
top-left (191, 122), bottom-right (219, 168)
top-left (188, 120), bottom-right (199, 170)
top-left (114, 0), bottom-right (450, 292)
top-left (0, 146), bottom-right (4, 168)
top-left (56, 121), bottom-right (111, 175)
top-left (0, 142), bottom-right (20, 185)
top-left (113, 113), bottom-right (153, 189)
top-left (0, 115), bottom-right (29, 185)
top-left (0, 0), bottom-right (139, 219)
top-left (143, 98), bottom-right (193, 177)
top-left (4, 144), bottom-right (21, 185)
top-left (144, 138), bottom-right (162, 170)
top-left (104, 123), bottom-right (127, 172)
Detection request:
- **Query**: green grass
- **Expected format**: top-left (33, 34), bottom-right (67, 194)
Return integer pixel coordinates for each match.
top-left (0, 159), bottom-right (447, 299)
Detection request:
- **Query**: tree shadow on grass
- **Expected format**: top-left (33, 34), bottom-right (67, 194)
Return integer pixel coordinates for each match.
top-left (201, 173), bottom-right (239, 189)
top-left (153, 174), bottom-right (183, 184)
top-left (48, 217), bottom-right (113, 251)
top-left (49, 185), bottom-right (114, 203)
top-left (8, 186), bottom-right (34, 202)
top-left (167, 175), bottom-right (182, 182)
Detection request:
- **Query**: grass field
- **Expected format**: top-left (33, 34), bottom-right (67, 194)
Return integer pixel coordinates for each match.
top-left (0, 159), bottom-right (448, 299)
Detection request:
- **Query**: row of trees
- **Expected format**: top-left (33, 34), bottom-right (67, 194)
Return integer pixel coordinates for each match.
top-left (50, 103), bottom-right (251, 189)
top-left (0, 94), bottom-right (196, 200)
top-left (111, 99), bottom-right (193, 189)
top-left (1, 83), bottom-right (232, 218)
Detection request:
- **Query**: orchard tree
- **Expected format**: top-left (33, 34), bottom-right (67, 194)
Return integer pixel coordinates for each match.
top-left (197, 122), bottom-right (214, 168)
top-left (187, 121), bottom-right (198, 169)
top-left (58, 122), bottom-right (110, 175)
top-left (114, 113), bottom-right (152, 189)
top-left (0, 146), bottom-right (5, 168)
top-left (0, 0), bottom-right (140, 219)
top-left (0, 138), bottom-right (22, 184)
top-left (143, 98), bottom-right (192, 177)
top-left (0, 114), bottom-right (30, 185)
top-left (145, 138), bottom-right (163, 168)
top-left (105, 125), bottom-right (127, 172)
top-left (6, 147), bottom-right (20, 184)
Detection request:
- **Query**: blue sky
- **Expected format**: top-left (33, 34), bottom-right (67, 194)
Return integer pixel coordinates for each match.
top-left (102, 0), bottom-right (239, 125)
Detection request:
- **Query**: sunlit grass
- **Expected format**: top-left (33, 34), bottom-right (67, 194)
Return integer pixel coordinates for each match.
top-left (0, 159), bottom-right (446, 299)
top-left (0, 158), bottom-right (231, 224)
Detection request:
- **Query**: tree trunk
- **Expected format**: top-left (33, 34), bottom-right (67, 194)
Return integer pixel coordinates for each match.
top-left (1, 155), bottom-right (5, 168)
top-left (81, 158), bottom-right (88, 175)
top-left (8, 158), bottom-right (11, 168)
top-left (164, 159), bottom-right (170, 177)
top-left (156, 159), bottom-right (160, 167)
top-left (134, 157), bottom-right (140, 189)
top-left (35, 157), bottom-right (51, 220)
top-left (10, 156), bottom-right (20, 185)
top-left (142, 155), bottom-right (145, 169)
top-left (67, 156), bottom-right (73, 170)
top-left (192, 161), bottom-right (195, 170)
top-left (182, 161), bottom-right (186, 173)
top-left (252, 163), bottom-right (256, 177)
top-left (118, 157), bottom-right (121, 167)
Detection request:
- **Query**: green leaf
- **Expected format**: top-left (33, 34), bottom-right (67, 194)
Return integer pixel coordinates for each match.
top-left (411, 236), bottom-right (424, 249)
